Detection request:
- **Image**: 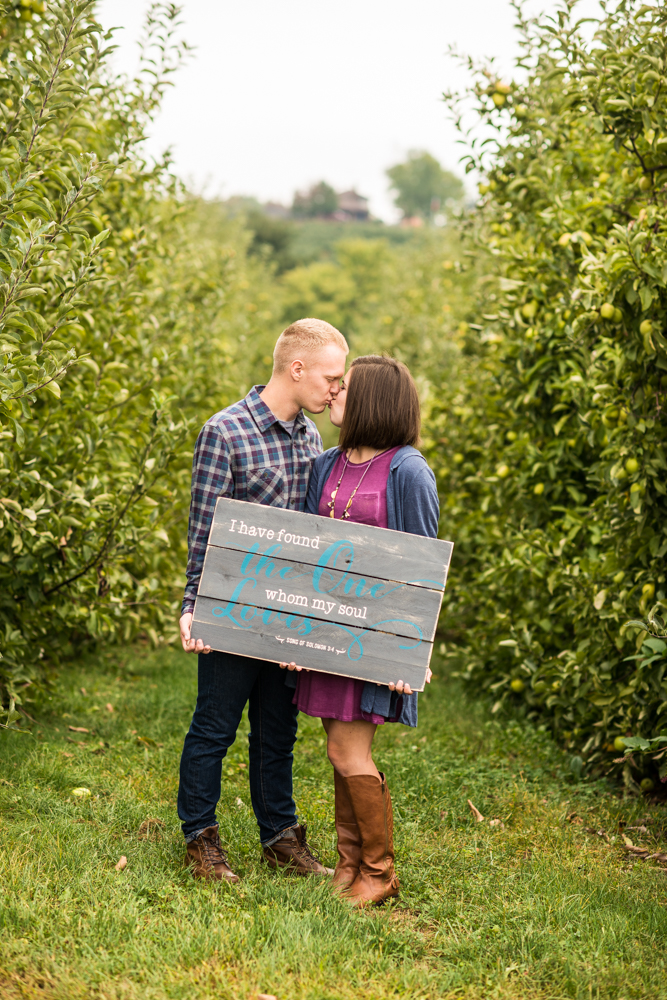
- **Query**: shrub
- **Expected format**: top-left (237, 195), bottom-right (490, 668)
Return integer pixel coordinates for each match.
top-left (427, 1), bottom-right (667, 781)
top-left (0, 2), bottom-right (279, 713)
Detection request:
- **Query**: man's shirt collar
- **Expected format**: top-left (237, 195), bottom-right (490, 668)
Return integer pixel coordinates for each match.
top-left (246, 385), bottom-right (307, 434)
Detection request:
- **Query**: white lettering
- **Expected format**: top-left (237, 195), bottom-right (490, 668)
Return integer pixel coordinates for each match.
top-left (294, 595), bottom-right (308, 607)
top-left (266, 590), bottom-right (278, 601)
top-left (312, 599), bottom-right (337, 616)
top-left (338, 604), bottom-right (346, 614)
top-left (278, 589), bottom-right (287, 603)
top-left (227, 521), bottom-right (321, 548)
top-left (287, 594), bottom-right (295, 604)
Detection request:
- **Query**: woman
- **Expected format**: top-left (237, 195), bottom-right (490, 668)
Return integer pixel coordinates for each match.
top-left (281, 355), bottom-right (439, 907)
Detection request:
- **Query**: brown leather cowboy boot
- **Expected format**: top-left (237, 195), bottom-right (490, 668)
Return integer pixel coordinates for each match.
top-left (342, 772), bottom-right (399, 907)
top-left (185, 825), bottom-right (239, 882)
top-left (263, 824), bottom-right (334, 875)
top-left (333, 769), bottom-right (362, 890)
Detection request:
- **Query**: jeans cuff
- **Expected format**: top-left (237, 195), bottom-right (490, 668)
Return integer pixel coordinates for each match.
top-left (184, 822), bottom-right (218, 844)
top-left (261, 823), bottom-right (299, 848)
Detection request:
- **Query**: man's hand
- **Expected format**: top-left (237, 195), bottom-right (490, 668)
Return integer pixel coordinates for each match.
top-left (180, 612), bottom-right (211, 654)
top-left (279, 660), bottom-right (308, 671)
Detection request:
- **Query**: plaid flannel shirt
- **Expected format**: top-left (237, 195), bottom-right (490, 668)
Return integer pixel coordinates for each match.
top-left (182, 385), bottom-right (323, 614)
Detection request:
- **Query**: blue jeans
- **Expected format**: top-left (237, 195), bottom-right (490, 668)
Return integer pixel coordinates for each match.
top-left (177, 650), bottom-right (299, 844)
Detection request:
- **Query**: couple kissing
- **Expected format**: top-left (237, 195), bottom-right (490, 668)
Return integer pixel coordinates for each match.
top-left (178, 317), bottom-right (439, 907)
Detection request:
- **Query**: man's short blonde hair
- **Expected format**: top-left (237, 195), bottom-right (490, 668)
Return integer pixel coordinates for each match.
top-left (273, 318), bottom-right (349, 374)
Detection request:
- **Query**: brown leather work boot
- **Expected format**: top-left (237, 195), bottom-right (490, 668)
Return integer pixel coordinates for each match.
top-left (333, 769), bottom-right (362, 891)
top-left (185, 826), bottom-right (239, 883)
top-left (342, 772), bottom-right (399, 907)
top-left (263, 824), bottom-right (334, 875)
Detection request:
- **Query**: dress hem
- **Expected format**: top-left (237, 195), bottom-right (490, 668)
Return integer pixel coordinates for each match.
top-left (297, 707), bottom-right (393, 725)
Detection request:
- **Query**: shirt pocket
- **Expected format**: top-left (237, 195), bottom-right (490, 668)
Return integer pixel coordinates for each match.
top-left (245, 466), bottom-right (286, 506)
top-left (349, 491), bottom-right (381, 526)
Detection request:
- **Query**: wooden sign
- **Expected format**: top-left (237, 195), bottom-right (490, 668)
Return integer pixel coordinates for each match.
top-left (190, 497), bottom-right (453, 691)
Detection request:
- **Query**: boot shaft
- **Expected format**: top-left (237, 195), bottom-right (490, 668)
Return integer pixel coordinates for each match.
top-left (341, 772), bottom-right (394, 874)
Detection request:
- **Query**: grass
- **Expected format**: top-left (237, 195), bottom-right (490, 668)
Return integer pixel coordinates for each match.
top-left (1, 647), bottom-right (666, 1000)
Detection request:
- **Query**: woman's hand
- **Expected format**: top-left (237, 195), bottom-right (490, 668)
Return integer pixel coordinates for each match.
top-left (388, 668), bottom-right (431, 696)
top-left (278, 661), bottom-right (308, 671)
top-left (388, 679), bottom-right (413, 695)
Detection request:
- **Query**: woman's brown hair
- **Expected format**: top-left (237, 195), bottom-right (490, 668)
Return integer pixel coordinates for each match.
top-left (338, 355), bottom-right (421, 452)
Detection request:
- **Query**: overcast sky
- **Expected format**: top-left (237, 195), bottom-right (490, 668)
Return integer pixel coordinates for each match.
top-left (97, 0), bottom-right (602, 221)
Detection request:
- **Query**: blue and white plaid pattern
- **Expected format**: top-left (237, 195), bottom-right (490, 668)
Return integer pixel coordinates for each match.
top-left (182, 385), bottom-right (323, 614)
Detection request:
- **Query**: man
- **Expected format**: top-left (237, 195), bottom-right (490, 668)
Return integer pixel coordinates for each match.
top-left (178, 317), bottom-right (349, 882)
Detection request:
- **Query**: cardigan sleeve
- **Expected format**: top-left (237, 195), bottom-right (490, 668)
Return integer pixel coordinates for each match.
top-left (305, 453), bottom-right (326, 515)
top-left (399, 460), bottom-right (440, 538)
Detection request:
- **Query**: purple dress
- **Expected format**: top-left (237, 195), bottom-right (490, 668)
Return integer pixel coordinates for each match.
top-left (294, 447), bottom-right (402, 724)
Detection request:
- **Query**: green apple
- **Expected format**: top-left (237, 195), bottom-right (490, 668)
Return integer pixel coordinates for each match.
top-left (510, 678), bottom-right (525, 693)
top-left (521, 301), bottom-right (537, 318)
top-left (600, 303), bottom-right (615, 319)
top-left (639, 175), bottom-right (652, 191)
top-left (625, 457), bottom-right (638, 474)
top-left (639, 319), bottom-right (653, 336)
top-left (613, 736), bottom-right (626, 752)
top-left (642, 583), bottom-right (655, 599)
top-left (496, 463), bottom-right (510, 478)
top-left (613, 308), bottom-right (623, 323)
top-left (533, 482), bottom-right (545, 495)
top-left (640, 778), bottom-right (655, 793)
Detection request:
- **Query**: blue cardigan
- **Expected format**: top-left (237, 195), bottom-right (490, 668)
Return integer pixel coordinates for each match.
top-left (289, 445), bottom-right (440, 728)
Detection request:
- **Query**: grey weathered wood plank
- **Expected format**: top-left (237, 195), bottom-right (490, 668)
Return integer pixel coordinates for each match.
top-left (191, 596), bottom-right (432, 690)
top-left (207, 497), bottom-right (452, 591)
top-left (197, 544), bottom-right (443, 642)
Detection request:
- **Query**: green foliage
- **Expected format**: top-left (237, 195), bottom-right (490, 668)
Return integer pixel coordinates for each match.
top-left (288, 218), bottom-right (413, 266)
top-left (0, 2), bottom-right (279, 704)
top-left (245, 208), bottom-right (296, 274)
top-left (279, 231), bottom-right (471, 383)
top-left (386, 150), bottom-right (463, 220)
top-left (427, 0), bottom-right (667, 779)
top-left (291, 180), bottom-right (338, 219)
